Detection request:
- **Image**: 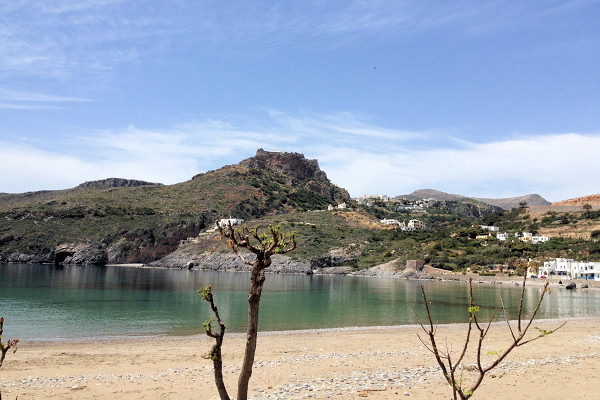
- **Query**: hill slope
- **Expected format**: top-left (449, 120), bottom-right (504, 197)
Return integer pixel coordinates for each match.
top-left (0, 149), bottom-right (349, 265)
top-left (552, 194), bottom-right (600, 207)
top-left (401, 189), bottom-right (550, 210)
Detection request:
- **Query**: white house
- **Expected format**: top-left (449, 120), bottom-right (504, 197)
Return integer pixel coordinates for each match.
top-left (218, 217), bottom-right (245, 228)
top-left (539, 258), bottom-right (600, 280)
top-left (532, 235), bottom-right (550, 244)
top-left (481, 225), bottom-right (500, 232)
top-left (328, 203), bottom-right (347, 210)
top-left (496, 232), bottom-right (509, 241)
top-left (380, 219), bottom-right (401, 226)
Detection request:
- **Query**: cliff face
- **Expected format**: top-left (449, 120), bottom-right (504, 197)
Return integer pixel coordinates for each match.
top-left (239, 149), bottom-right (350, 203)
top-left (240, 149), bottom-right (327, 182)
top-left (77, 178), bottom-right (162, 189)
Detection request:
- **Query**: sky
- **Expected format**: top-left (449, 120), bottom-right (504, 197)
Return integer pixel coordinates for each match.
top-left (1, 1), bottom-right (599, 202)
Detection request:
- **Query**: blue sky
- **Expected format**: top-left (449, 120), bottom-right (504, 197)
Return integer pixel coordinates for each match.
top-left (1, 1), bottom-right (599, 202)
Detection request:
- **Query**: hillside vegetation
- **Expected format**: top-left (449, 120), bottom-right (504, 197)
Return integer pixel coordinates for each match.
top-left (1, 149), bottom-right (598, 272)
top-left (0, 149), bottom-right (348, 264)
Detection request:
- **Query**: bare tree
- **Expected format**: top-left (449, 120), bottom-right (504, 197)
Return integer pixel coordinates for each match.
top-left (199, 285), bottom-right (229, 399)
top-left (200, 223), bottom-right (296, 400)
top-left (415, 277), bottom-right (565, 400)
top-left (0, 317), bottom-right (19, 400)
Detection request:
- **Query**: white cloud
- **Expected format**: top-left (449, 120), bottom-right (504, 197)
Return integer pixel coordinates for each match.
top-left (313, 133), bottom-right (600, 202)
top-left (0, 88), bottom-right (91, 109)
top-left (1, 112), bottom-right (599, 202)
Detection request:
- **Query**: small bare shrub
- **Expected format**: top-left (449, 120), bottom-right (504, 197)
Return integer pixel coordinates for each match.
top-left (415, 277), bottom-right (565, 399)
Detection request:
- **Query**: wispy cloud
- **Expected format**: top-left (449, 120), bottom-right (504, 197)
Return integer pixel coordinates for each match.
top-left (0, 88), bottom-right (91, 109)
top-left (3, 1), bottom-right (594, 85)
top-left (1, 110), bottom-right (598, 202)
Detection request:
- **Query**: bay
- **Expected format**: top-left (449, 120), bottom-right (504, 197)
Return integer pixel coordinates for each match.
top-left (1, 263), bottom-right (598, 341)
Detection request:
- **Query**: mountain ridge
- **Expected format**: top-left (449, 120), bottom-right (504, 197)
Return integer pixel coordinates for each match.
top-left (398, 189), bottom-right (550, 210)
top-left (0, 149), bottom-right (349, 265)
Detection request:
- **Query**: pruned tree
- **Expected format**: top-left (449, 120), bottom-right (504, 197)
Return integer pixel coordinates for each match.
top-left (198, 285), bottom-right (229, 399)
top-left (415, 277), bottom-right (565, 400)
top-left (0, 317), bottom-right (19, 400)
top-left (200, 222), bottom-right (296, 400)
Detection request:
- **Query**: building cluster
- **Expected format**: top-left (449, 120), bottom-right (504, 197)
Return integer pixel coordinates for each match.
top-left (380, 218), bottom-right (426, 231)
top-left (538, 258), bottom-right (599, 281)
top-left (481, 226), bottom-right (550, 244)
top-left (354, 195), bottom-right (389, 206)
top-left (397, 198), bottom-right (437, 211)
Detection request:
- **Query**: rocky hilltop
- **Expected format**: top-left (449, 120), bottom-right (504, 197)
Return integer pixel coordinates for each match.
top-left (77, 178), bottom-right (162, 189)
top-left (0, 149), bottom-right (350, 265)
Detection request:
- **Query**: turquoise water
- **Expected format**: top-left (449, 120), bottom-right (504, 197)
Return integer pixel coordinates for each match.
top-left (1, 263), bottom-right (599, 341)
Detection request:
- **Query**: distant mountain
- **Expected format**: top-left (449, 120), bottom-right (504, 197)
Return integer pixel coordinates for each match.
top-left (399, 189), bottom-right (550, 210)
top-left (472, 194), bottom-right (550, 210)
top-left (399, 189), bottom-right (462, 201)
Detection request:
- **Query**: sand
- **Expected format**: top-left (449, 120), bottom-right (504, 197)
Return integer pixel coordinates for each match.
top-left (1, 316), bottom-right (598, 400)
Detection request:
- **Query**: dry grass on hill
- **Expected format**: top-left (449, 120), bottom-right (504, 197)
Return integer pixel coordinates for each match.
top-left (552, 193), bottom-right (600, 207)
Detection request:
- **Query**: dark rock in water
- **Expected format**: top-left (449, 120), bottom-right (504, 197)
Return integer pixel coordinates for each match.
top-left (565, 283), bottom-right (576, 290)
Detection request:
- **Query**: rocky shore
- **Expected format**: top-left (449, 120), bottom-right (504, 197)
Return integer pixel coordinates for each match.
top-left (145, 250), bottom-right (436, 280)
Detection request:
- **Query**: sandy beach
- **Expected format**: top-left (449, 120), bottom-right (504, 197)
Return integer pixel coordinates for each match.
top-left (1, 316), bottom-right (598, 400)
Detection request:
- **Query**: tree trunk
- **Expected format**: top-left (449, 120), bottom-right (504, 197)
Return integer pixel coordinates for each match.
top-left (213, 337), bottom-right (229, 400)
top-left (237, 260), bottom-right (266, 400)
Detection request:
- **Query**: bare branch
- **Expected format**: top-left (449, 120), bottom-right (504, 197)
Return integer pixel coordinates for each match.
top-left (517, 274), bottom-right (527, 331)
top-left (500, 298), bottom-right (517, 341)
top-left (416, 276), bottom-right (565, 400)
top-left (198, 286), bottom-right (229, 400)
top-left (518, 321), bottom-right (567, 346)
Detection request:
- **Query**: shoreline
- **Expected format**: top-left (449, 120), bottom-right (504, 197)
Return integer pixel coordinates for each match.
top-left (2, 318), bottom-right (597, 399)
top-left (6, 261), bottom-right (600, 291)
top-left (15, 316), bottom-right (590, 346)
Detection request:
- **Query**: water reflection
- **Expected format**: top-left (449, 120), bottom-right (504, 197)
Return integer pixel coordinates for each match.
top-left (1, 263), bottom-right (599, 340)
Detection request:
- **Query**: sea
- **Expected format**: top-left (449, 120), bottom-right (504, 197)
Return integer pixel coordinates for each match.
top-left (1, 263), bottom-right (598, 341)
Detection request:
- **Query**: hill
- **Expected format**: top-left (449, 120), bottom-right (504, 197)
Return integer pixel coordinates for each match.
top-left (400, 189), bottom-right (550, 210)
top-left (2, 150), bottom-right (598, 272)
top-left (0, 149), bottom-right (349, 265)
top-left (472, 193), bottom-right (550, 210)
top-left (552, 194), bottom-right (600, 207)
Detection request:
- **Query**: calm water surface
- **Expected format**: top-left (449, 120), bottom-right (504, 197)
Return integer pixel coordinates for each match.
top-left (1, 263), bottom-right (599, 341)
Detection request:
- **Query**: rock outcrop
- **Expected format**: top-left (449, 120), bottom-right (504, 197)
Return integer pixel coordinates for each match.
top-left (148, 252), bottom-right (314, 275)
top-left (239, 149), bottom-right (351, 203)
top-left (309, 244), bottom-right (364, 269)
top-left (77, 178), bottom-right (162, 189)
top-left (54, 243), bottom-right (108, 265)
